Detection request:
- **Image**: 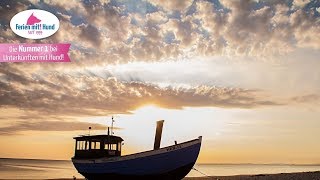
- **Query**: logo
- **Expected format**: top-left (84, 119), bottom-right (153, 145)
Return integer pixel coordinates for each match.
top-left (10, 9), bottom-right (59, 39)
top-left (27, 13), bottom-right (41, 25)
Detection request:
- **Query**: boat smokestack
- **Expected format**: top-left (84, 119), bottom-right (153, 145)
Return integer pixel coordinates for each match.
top-left (154, 120), bottom-right (164, 150)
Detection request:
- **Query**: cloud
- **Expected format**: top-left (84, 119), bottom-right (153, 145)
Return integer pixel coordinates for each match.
top-left (195, 1), bottom-right (228, 37)
top-left (293, 0), bottom-right (311, 8)
top-left (162, 17), bottom-right (199, 48)
top-left (148, 0), bottom-right (194, 11)
top-left (290, 9), bottom-right (320, 49)
top-left (190, 0), bottom-right (320, 57)
top-left (0, 62), bottom-right (286, 135)
top-left (291, 94), bottom-right (320, 104)
top-left (2, 0), bottom-right (320, 64)
top-left (0, 65), bottom-right (281, 118)
top-left (0, 0), bottom-right (31, 31)
top-left (0, 120), bottom-right (110, 135)
top-left (1, 0), bottom-right (320, 136)
top-left (79, 24), bottom-right (102, 47)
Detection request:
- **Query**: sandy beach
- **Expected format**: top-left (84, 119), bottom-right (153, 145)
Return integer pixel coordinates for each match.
top-left (0, 171), bottom-right (319, 180)
top-left (185, 171), bottom-right (320, 180)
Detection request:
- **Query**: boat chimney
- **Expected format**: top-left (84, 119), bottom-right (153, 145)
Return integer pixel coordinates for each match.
top-left (107, 127), bottom-right (110, 136)
top-left (153, 120), bottom-right (164, 150)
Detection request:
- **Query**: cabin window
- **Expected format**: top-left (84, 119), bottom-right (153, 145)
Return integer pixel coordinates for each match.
top-left (85, 141), bottom-right (89, 150)
top-left (76, 141), bottom-right (91, 150)
top-left (81, 141), bottom-right (85, 150)
top-left (104, 143), bottom-right (117, 150)
top-left (77, 141), bottom-right (83, 150)
top-left (111, 144), bottom-right (117, 150)
top-left (91, 142), bottom-right (100, 150)
top-left (82, 141), bottom-right (86, 150)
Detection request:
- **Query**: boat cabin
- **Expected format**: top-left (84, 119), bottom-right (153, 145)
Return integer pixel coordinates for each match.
top-left (73, 135), bottom-right (123, 159)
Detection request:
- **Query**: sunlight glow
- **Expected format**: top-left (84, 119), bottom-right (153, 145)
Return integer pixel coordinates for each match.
top-left (84, 105), bottom-right (233, 155)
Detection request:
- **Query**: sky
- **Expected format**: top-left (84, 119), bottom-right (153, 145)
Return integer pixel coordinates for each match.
top-left (0, 0), bottom-right (320, 164)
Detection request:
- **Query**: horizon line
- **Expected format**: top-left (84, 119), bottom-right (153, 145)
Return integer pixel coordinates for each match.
top-left (1, 157), bottom-right (320, 166)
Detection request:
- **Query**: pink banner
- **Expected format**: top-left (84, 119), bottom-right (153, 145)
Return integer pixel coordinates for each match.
top-left (0, 43), bottom-right (71, 62)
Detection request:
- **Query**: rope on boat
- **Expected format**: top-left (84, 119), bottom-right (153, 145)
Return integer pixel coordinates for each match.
top-left (192, 166), bottom-right (213, 179)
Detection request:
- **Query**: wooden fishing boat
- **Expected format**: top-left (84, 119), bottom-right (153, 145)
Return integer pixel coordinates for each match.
top-left (72, 120), bottom-right (202, 180)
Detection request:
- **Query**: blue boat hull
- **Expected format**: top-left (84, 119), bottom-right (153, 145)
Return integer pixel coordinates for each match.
top-left (80, 162), bottom-right (195, 180)
top-left (72, 137), bottom-right (202, 180)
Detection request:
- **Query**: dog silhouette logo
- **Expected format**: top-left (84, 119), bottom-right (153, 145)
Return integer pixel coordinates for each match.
top-left (27, 13), bottom-right (41, 25)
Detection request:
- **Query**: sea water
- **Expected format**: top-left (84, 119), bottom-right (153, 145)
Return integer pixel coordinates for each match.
top-left (0, 158), bottom-right (319, 179)
top-left (0, 158), bottom-right (80, 179)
